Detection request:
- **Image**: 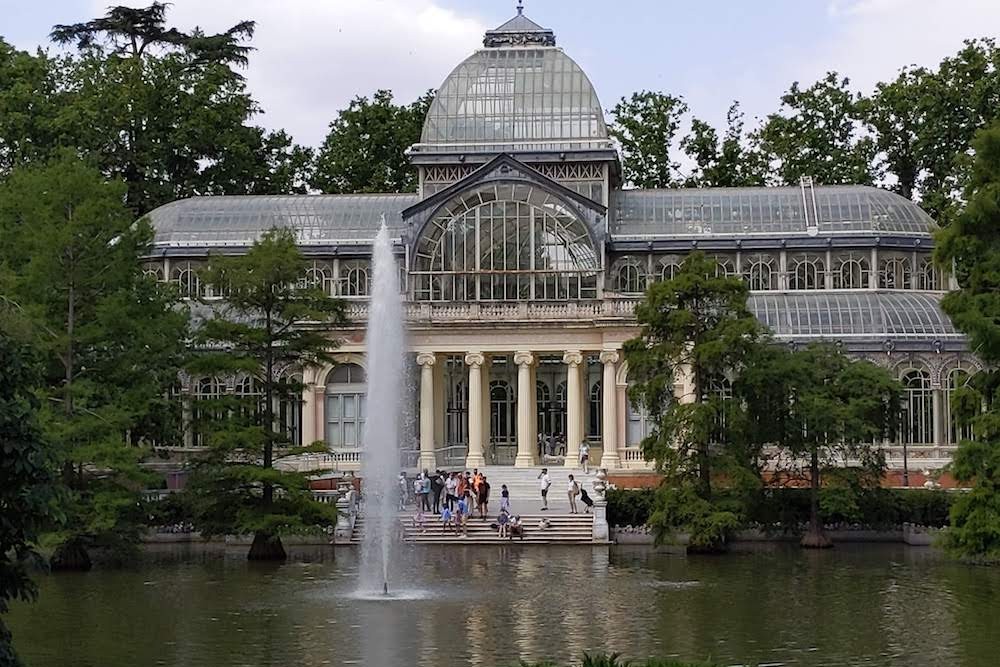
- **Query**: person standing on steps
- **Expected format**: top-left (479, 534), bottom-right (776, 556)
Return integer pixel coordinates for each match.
top-left (499, 484), bottom-right (511, 514)
top-left (420, 470), bottom-right (432, 512)
top-left (538, 468), bottom-right (552, 511)
top-left (430, 470), bottom-right (444, 514)
top-left (478, 475), bottom-right (491, 519)
top-left (398, 472), bottom-right (408, 510)
top-left (579, 441), bottom-right (590, 474)
top-left (445, 471), bottom-right (458, 510)
top-left (567, 474), bottom-right (580, 514)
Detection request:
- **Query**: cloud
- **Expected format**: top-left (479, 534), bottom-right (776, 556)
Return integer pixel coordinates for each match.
top-left (89, 0), bottom-right (486, 148)
top-left (806, 0), bottom-right (1000, 92)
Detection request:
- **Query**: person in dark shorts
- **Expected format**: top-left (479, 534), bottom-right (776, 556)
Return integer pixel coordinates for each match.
top-left (538, 468), bottom-right (551, 511)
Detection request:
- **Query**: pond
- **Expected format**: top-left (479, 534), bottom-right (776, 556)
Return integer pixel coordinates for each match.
top-left (7, 543), bottom-right (1000, 666)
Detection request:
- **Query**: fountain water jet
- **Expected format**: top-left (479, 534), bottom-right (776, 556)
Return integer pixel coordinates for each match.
top-left (357, 222), bottom-right (406, 595)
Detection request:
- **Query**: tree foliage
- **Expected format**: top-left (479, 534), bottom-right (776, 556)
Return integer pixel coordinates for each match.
top-left (623, 252), bottom-right (763, 549)
top-left (935, 124), bottom-right (1000, 561)
top-left (311, 89), bottom-right (432, 194)
top-left (184, 229), bottom-right (345, 559)
top-left (609, 91), bottom-right (689, 188)
top-left (681, 102), bottom-right (768, 188)
top-left (0, 334), bottom-right (58, 667)
top-left (0, 154), bottom-right (187, 564)
top-left (737, 344), bottom-right (900, 546)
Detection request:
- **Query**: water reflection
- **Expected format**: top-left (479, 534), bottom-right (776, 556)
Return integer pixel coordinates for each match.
top-left (7, 543), bottom-right (1000, 667)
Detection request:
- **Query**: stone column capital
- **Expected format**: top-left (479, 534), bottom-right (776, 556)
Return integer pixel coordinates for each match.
top-left (599, 349), bottom-right (620, 365)
top-left (562, 350), bottom-right (584, 367)
top-left (464, 352), bottom-right (485, 368)
top-left (514, 350), bottom-right (535, 367)
top-left (416, 352), bottom-right (436, 367)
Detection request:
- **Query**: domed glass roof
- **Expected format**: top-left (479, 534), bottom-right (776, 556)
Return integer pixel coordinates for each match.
top-left (413, 11), bottom-right (610, 155)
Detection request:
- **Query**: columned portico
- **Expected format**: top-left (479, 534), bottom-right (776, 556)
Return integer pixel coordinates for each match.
top-left (563, 350), bottom-right (583, 467)
top-left (417, 352), bottom-right (437, 470)
top-left (599, 350), bottom-right (621, 469)
top-left (465, 352), bottom-right (487, 468)
top-left (514, 351), bottom-right (537, 467)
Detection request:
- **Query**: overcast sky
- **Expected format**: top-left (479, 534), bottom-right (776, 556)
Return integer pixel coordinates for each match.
top-left (3, 0), bottom-right (999, 148)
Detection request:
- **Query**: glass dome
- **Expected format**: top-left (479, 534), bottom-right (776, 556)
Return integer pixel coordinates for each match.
top-left (413, 13), bottom-right (610, 155)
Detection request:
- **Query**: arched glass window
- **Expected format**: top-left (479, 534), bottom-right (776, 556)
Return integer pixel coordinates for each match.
top-left (789, 254), bottom-right (826, 290)
top-left (614, 258), bottom-right (647, 294)
top-left (192, 377), bottom-right (223, 446)
top-left (445, 361), bottom-right (468, 447)
top-left (743, 254), bottom-right (777, 291)
top-left (412, 182), bottom-right (599, 302)
top-left (340, 261), bottom-right (370, 297)
top-left (235, 375), bottom-right (262, 421)
top-left (554, 380), bottom-right (568, 438)
top-left (917, 257), bottom-right (939, 291)
top-left (707, 376), bottom-right (733, 444)
top-left (588, 381), bottom-right (602, 437)
top-left (278, 372), bottom-right (303, 446)
top-left (900, 369), bottom-right (933, 445)
top-left (626, 398), bottom-right (653, 446)
top-left (489, 380), bottom-right (515, 443)
top-left (325, 363), bottom-right (367, 448)
top-left (712, 256), bottom-right (737, 279)
top-left (879, 256), bottom-right (912, 289)
top-left (143, 265), bottom-right (164, 282)
top-left (657, 257), bottom-right (682, 282)
top-left (833, 253), bottom-right (870, 289)
top-left (172, 262), bottom-right (204, 299)
top-left (536, 381), bottom-right (552, 442)
top-left (945, 368), bottom-right (974, 445)
top-left (301, 261), bottom-right (335, 296)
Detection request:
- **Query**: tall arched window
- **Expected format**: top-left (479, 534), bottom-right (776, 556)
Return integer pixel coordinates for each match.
top-left (192, 377), bottom-right (223, 446)
top-left (900, 369), bottom-right (933, 445)
top-left (712, 256), bottom-right (737, 279)
top-left (412, 182), bottom-right (600, 301)
top-left (489, 380), bottom-right (515, 443)
top-left (325, 363), bottom-right (367, 448)
top-left (341, 261), bottom-right (370, 297)
top-left (917, 257), bottom-right (939, 291)
top-left (945, 368), bottom-right (974, 445)
top-left (301, 261), bottom-right (335, 296)
top-left (879, 256), bottom-right (912, 289)
top-left (833, 253), bottom-right (870, 289)
top-left (172, 262), bottom-right (204, 299)
top-left (743, 254), bottom-right (777, 291)
top-left (278, 372), bottom-right (303, 446)
top-left (707, 376), bottom-right (733, 444)
top-left (614, 258), bottom-right (647, 294)
top-left (554, 380), bottom-right (568, 437)
top-left (588, 381), bottom-right (602, 437)
top-left (446, 373), bottom-right (468, 447)
top-left (657, 257), bottom-right (682, 282)
top-left (143, 264), bottom-right (164, 282)
top-left (235, 375), bottom-right (262, 421)
top-left (536, 381), bottom-right (552, 442)
top-left (789, 254), bottom-right (826, 290)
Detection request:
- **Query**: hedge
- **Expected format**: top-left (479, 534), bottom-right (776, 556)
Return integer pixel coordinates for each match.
top-left (607, 486), bottom-right (955, 530)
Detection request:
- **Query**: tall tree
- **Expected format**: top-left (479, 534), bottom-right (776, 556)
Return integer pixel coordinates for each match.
top-left (0, 154), bottom-right (188, 568)
top-left (609, 91), bottom-right (689, 188)
top-left (0, 40), bottom-right (63, 177)
top-left (185, 229), bottom-right (345, 560)
top-left (758, 72), bottom-right (878, 186)
top-left (623, 251), bottom-right (763, 550)
top-left (311, 89), bottom-right (432, 194)
top-left (738, 344), bottom-right (900, 548)
top-left (681, 102), bottom-right (769, 187)
top-left (935, 124), bottom-right (1000, 561)
top-left (0, 333), bottom-right (58, 667)
top-left (862, 67), bottom-right (931, 200)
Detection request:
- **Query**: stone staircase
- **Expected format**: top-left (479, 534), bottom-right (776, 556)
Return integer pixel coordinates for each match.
top-left (350, 466), bottom-right (603, 545)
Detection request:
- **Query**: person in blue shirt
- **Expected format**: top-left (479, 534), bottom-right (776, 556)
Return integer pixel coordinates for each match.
top-left (440, 505), bottom-right (455, 534)
top-left (456, 494), bottom-right (469, 537)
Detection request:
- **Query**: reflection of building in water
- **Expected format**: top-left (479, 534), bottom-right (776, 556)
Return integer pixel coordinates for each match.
top-left (144, 7), bottom-right (977, 477)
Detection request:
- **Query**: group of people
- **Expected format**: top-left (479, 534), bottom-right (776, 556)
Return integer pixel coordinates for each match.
top-left (536, 436), bottom-right (594, 475)
top-left (403, 468), bottom-right (524, 538)
top-left (537, 468), bottom-right (594, 514)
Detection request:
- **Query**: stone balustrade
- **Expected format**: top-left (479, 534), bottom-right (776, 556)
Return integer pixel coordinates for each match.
top-left (341, 299), bottom-right (639, 324)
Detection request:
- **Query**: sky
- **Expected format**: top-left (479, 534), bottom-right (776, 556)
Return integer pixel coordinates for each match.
top-left (2, 0), bottom-right (1000, 148)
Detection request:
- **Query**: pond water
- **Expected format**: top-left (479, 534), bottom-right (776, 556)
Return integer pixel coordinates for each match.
top-left (7, 543), bottom-right (1000, 667)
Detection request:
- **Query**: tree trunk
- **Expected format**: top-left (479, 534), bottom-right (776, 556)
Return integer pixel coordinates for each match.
top-left (801, 448), bottom-right (832, 549)
top-left (50, 539), bottom-right (92, 571)
top-left (247, 532), bottom-right (286, 561)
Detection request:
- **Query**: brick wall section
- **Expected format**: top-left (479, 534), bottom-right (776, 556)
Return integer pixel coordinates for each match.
top-left (606, 470), bottom-right (967, 490)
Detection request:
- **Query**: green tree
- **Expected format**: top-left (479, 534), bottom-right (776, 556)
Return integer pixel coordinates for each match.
top-left (609, 91), bottom-right (689, 188)
top-left (0, 334), bottom-right (58, 667)
top-left (311, 89), bottom-right (432, 194)
top-left (0, 154), bottom-right (188, 568)
top-left (681, 102), bottom-right (769, 187)
top-left (758, 72), bottom-right (878, 186)
top-left (935, 124), bottom-right (1000, 561)
top-left (185, 228), bottom-right (345, 560)
top-left (738, 344), bottom-right (900, 547)
top-left (623, 251), bottom-right (763, 550)
top-left (0, 40), bottom-right (63, 176)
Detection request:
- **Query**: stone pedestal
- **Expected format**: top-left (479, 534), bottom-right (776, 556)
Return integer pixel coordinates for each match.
top-left (592, 468), bottom-right (610, 543)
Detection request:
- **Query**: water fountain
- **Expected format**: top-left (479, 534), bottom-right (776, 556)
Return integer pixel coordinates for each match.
top-left (358, 222), bottom-right (406, 596)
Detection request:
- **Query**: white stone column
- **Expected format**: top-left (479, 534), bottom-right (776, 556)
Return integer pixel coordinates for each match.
top-left (514, 351), bottom-right (536, 467)
top-left (932, 388), bottom-right (947, 447)
top-left (417, 352), bottom-right (437, 471)
top-left (465, 352), bottom-right (486, 468)
top-left (563, 350), bottom-right (583, 467)
top-left (599, 350), bottom-right (621, 469)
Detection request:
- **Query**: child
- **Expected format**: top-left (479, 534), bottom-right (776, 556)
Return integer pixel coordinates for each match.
top-left (412, 508), bottom-right (426, 534)
top-left (499, 484), bottom-right (511, 514)
top-left (440, 505), bottom-right (455, 534)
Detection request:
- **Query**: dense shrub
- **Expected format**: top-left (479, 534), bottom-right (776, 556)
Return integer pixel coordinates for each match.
top-left (608, 487), bottom-right (956, 529)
